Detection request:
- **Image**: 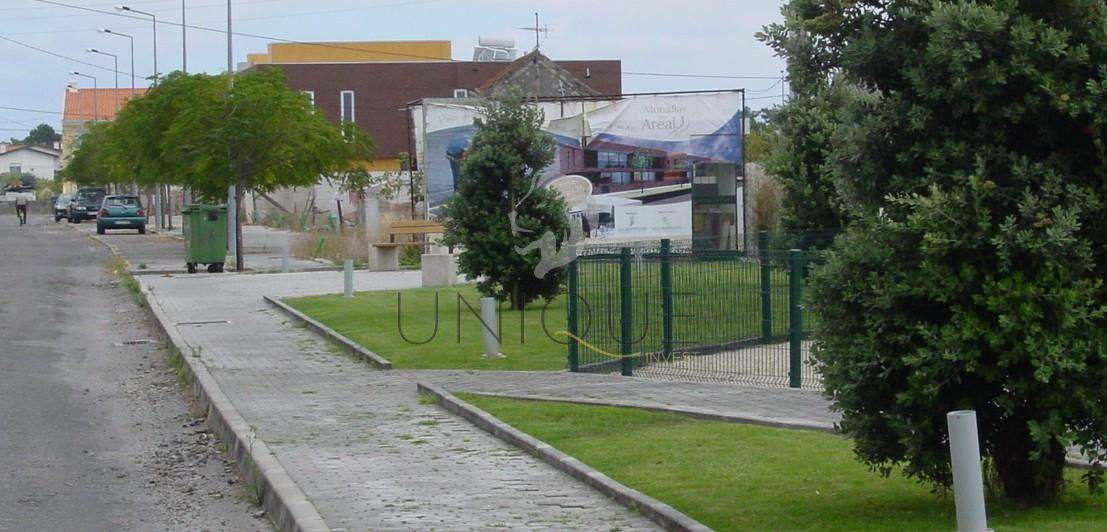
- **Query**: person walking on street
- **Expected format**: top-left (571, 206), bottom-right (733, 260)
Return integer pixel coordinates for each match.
top-left (15, 194), bottom-right (28, 226)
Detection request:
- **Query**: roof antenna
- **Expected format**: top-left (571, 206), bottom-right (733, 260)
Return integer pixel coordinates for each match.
top-left (518, 12), bottom-right (549, 51)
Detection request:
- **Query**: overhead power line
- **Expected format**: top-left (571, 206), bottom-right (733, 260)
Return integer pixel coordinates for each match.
top-left (30, 0), bottom-right (784, 82)
top-left (0, 104), bottom-right (103, 120)
top-left (623, 71), bottom-right (780, 80)
top-left (33, 0), bottom-right (462, 63)
top-left (0, 34), bottom-right (137, 78)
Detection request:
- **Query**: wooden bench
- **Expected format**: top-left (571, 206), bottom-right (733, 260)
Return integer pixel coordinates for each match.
top-left (370, 220), bottom-right (448, 271)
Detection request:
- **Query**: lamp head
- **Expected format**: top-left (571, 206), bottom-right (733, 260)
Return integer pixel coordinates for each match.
top-left (114, 5), bottom-right (130, 12)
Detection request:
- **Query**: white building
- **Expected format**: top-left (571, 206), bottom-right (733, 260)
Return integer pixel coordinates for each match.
top-left (0, 143), bottom-right (61, 180)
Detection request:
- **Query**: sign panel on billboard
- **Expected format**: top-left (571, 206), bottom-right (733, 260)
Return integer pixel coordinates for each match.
top-left (416, 91), bottom-right (744, 209)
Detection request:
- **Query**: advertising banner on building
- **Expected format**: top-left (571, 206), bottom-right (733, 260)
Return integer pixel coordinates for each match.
top-left (415, 91), bottom-right (743, 209)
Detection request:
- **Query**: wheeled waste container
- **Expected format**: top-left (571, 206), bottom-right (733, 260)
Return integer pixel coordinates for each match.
top-left (182, 204), bottom-right (228, 273)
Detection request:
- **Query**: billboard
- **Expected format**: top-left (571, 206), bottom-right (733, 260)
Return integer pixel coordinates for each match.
top-left (414, 91), bottom-right (744, 209)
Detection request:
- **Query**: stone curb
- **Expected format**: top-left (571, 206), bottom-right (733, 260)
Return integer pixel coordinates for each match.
top-left (467, 392), bottom-right (839, 433)
top-left (263, 295), bottom-right (393, 370)
top-left (416, 382), bottom-right (712, 532)
top-left (139, 283), bottom-right (331, 532)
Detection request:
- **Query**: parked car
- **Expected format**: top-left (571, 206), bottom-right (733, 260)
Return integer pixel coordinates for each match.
top-left (96, 195), bottom-right (146, 235)
top-left (68, 187), bottom-right (106, 223)
top-left (53, 194), bottom-right (72, 221)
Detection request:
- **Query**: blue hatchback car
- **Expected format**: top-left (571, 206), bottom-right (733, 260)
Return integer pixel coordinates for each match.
top-left (96, 195), bottom-right (146, 235)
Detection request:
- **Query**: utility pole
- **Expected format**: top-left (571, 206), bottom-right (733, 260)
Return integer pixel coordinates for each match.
top-left (181, 0), bottom-right (187, 73)
top-left (180, 0), bottom-right (191, 210)
top-left (227, 0), bottom-right (239, 270)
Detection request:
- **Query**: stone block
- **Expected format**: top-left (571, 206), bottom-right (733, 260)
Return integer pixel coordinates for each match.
top-left (421, 253), bottom-right (457, 287)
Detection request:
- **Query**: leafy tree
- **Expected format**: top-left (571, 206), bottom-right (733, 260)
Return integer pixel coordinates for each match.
top-left (763, 1), bottom-right (1107, 504)
top-left (158, 69), bottom-right (371, 269)
top-left (327, 121), bottom-right (378, 228)
top-left (58, 122), bottom-right (118, 187)
top-left (108, 71), bottom-right (214, 190)
top-left (440, 92), bottom-right (569, 310)
top-left (20, 124), bottom-right (60, 148)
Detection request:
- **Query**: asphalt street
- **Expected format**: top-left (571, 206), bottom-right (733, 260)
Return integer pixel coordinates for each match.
top-left (0, 211), bottom-right (265, 531)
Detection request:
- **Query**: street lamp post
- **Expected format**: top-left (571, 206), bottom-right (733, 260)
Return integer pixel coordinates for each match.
top-left (87, 49), bottom-right (118, 115)
top-left (69, 72), bottom-right (98, 121)
top-left (115, 5), bottom-right (157, 85)
top-left (99, 29), bottom-right (134, 92)
top-left (116, 5), bottom-right (162, 229)
top-left (227, 0), bottom-right (238, 268)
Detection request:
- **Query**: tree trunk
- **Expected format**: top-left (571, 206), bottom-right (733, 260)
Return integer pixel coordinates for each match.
top-left (991, 419), bottom-right (1066, 505)
top-left (511, 282), bottom-right (525, 311)
top-left (356, 191), bottom-right (367, 231)
top-left (235, 179), bottom-right (245, 272)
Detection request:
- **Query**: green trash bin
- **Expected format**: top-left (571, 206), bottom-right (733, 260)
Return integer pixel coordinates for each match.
top-left (182, 204), bottom-right (228, 274)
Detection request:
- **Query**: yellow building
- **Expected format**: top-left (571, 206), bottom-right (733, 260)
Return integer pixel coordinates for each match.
top-left (245, 41), bottom-right (450, 66)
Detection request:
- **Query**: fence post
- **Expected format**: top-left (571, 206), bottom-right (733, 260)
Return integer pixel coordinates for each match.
top-left (567, 258), bottom-right (580, 372)
top-left (760, 231), bottom-right (772, 343)
top-left (789, 249), bottom-right (803, 388)
top-left (620, 247), bottom-right (634, 376)
top-left (660, 239), bottom-right (674, 361)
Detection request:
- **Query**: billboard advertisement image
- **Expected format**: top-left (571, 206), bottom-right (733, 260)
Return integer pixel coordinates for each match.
top-left (415, 91), bottom-right (744, 209)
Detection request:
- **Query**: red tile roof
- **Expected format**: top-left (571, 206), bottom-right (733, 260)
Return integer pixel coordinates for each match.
top-left (62, 87), bottom-right (147, 122)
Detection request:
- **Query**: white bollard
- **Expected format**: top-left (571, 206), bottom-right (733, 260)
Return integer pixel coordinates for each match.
top-left (343, 259), bottom-right (354, 298)
top-left (947, 410), bottom-right (990, 532)
top-left (480, 297), bottom-right (501, 357)
top-left (281, 239), bottom-right (291, 273)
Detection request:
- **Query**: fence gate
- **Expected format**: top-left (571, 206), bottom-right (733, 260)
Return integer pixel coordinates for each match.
top-left (567, 236), bottom-right (821, 389)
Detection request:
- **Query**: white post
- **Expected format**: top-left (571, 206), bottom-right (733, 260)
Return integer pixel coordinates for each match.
top-left (343, 259), bottom-right (354, 298)
top-left (281, 238), bottom-right (290, 273)
top-left (480, 297), bottom-right (500, 357)
top-left (947, 410), bottom-right (990, 532)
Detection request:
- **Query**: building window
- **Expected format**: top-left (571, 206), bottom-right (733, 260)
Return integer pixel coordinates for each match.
top-left (453, 89), bottom-right (469, 98)
top-left (597, 151), bottom-right (628, 169)
top-left (302, 90), bottom-right (315, 107)
top-left (9, 164), bottom-right (20, 174)
top-left (600, 171), bottom-right (632, 184)
top-left (340, 90), bottom-right (355, 123)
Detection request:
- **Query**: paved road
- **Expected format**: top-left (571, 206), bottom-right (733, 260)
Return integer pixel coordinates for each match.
top-left (0, 213), bottom-right (264, 531)
top-left (67, 218), bottom-right (329, 274)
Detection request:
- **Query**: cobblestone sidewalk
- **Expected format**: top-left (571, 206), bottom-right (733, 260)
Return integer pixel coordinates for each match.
top-left (142, 270), bottom-right (657, 531)
top-left (413, 370), bottom-right (837, 431)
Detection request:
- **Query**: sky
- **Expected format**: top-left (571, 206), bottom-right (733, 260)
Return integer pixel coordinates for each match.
top-left (0, 0), bottom-right (788, 136)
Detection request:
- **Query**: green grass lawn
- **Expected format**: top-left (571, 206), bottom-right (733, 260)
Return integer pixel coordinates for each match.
top-left (286, 257), bottom-right (800, 371)
top-left (575, 255), bottom-right (794, 362)
top-left (286, 286), bottom-right (569, 370)
top-left (459, 393), bottom-right (1107, 532)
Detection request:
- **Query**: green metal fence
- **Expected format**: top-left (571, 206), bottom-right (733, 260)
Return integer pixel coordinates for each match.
top-left (567, 234), bottom-right (823, 389)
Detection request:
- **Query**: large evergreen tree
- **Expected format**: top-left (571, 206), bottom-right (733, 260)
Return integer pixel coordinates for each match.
top-left (762, 1), bottom-right (1107, 503)
top-left (441, 93), bottom-right (569, 310)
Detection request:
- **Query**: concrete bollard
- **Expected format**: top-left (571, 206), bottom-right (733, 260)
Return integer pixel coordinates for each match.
top-left (480, 297), bottom-right (501, 357)
top-left (947, 410), bottom-right (990, 532)
top-left (343, 259), bottom-right (354, 298)
top-left (281, 239), bottom-right (291, 273)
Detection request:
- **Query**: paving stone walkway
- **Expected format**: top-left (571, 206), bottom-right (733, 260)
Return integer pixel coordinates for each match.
top-left (412, 370), bottom-right (837, 431)
top-left (143, 270), bottom-right (657, 531)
